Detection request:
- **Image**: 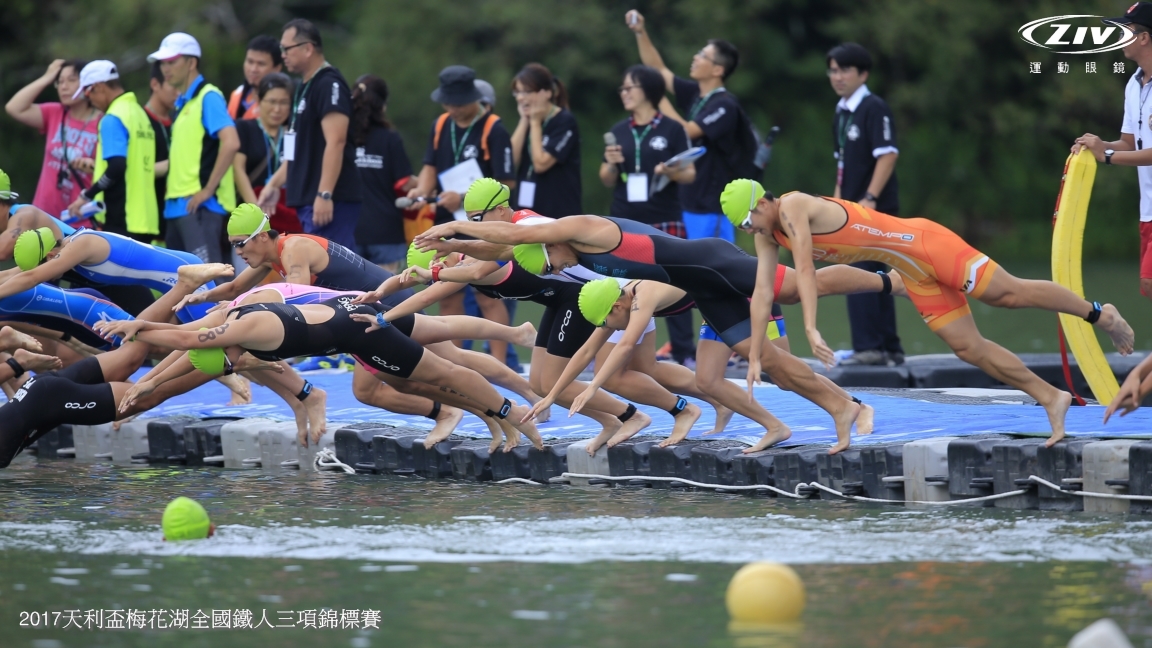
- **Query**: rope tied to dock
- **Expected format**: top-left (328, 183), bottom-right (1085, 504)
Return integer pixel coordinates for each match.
top-left (314, 447), bottom-right (355, 474)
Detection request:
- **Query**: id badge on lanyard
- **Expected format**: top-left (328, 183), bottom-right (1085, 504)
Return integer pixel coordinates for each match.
top-left (283, 130), bottom-right (297, 162)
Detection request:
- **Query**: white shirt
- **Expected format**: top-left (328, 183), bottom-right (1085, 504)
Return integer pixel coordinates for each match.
top-left (1121, 68), bottom-right (1152, 222)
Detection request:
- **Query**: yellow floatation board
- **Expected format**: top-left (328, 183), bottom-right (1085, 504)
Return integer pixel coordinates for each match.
top-left (1051, 150), bottom-right (1119, 403)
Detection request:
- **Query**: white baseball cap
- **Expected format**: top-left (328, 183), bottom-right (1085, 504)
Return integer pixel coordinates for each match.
top-left (147, 32), bottom-right (202, 62)
top-left (72, 60), bottom-right (119, 99)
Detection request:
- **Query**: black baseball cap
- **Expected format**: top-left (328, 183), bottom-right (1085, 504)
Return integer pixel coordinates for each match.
top-left (1105, 2), bottom-right (1152, 29)
top-left (431, 65), bottom-right (482, 106)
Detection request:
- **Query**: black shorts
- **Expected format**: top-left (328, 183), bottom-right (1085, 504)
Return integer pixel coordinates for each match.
top-left (536, 294), bottom-right (596, 358)
top-left (0, 371), bottom-right (117, 468)
top-left (693, 294), bottom-right (784, 347)
top-left (321, 297), bottom-right (426, 379)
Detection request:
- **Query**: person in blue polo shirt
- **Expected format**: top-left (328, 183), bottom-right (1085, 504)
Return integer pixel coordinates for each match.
top-left (150, 32), bottom-right (239, 264)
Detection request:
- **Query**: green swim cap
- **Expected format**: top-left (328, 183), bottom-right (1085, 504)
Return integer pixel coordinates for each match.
top-left (162, 496), bottom-right (212, 541)
top-left (463, 177), bottom-right (510, 213)
top-left (0, 169), bottom-right (18, 200)
top-left (227, 203), bottom-right (270, 237)
top-left (579, 278), bottom-right (624, 326)
top-left (188, 331), bottom-right (227, 375)
top-left (406, 241), bottom-right (439, 270)
top-left (720, 179), bottom-right (766, 228)
top-left (513, 243), bottom-right (549, 275)
top-left (13, 227), bottom-right (56, 271)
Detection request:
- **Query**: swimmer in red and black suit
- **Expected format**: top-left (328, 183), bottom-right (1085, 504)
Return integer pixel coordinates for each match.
top-left (722, 179), bottom-right (1136, 449)
top-left (413, 206), bottom-right (875, 455)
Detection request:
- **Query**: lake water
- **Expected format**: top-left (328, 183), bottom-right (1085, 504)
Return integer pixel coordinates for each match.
top-left (2, 459), bottom-right (1150, 647)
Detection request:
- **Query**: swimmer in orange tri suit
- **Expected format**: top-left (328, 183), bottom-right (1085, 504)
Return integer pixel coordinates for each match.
top-left (720, 179), bottom-right (1136, 449)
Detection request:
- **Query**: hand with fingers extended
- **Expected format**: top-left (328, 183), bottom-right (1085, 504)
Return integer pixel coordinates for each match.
top-left (808, 329), bottom-right (835, 368)
top-left (745, 357), bottom-right (762, 403)
top-left (1104, 371), bottom-right (1148, 424)
top-left (174, 292), bottom-right (208, 313)
top-left (95, 319), bottom-right (147, 342)
top-left (120, 379), bottom-right (157, 413)
top-left (521, 395), bottom-right (555, 423)
top-left (568, 386), bottom-right (597, 418)
top-left (414, 222), bottom-right (461, 245)
top-left (406, 265), bottom-right (434, 286)
top-left (350, 312), bottom-right (389, 333)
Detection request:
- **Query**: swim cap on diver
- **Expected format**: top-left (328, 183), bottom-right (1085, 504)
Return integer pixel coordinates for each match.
top-left (162, 496), bottom-right (212, 541)
top-left (227, 203), bottom-right (271, 237)
top-left (188, 337), bottom-right (227, 375)
top-left (512, 243), bottom-right (549, 275)
top-left (406, 241), bottom-right (439, 270)
top-left (579, 278), bottom-right (624, 327)
top-left (720, 179), bottom-right (766, 228)
top-left (0, 168), bottom-right (18, 200)
top-left (13, 227), bottom-right (56, 271)
top-left (462, 177), bottom-right (510, 213)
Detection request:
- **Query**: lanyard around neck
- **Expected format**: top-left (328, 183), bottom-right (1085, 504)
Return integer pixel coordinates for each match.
top-left (688, 87), bottom-right (724, 121)
top-left (450, 114), bottom-right (481, 165)
top-left (261, 123), bottom-right (283, 182)
top-left (837, 110), bottom-right (856, 154)
top-left (290, 63), bottom-right (330, 132)
top-left (630, 114), bottom-right (661, 173)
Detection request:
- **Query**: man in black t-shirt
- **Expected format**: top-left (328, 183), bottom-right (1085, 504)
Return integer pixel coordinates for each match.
top-left (259, 19), bottom-right (360, 250)
top-left (828, 42), bottom-right (904, 366)
top-left (354, 124), bottom-right (413, 272)
top-left (408, 65), bottom-right (516, 358)
top-left (143, 61), bottom-right (177, 244)
top-left (628, 9), bottom-right (743, 243)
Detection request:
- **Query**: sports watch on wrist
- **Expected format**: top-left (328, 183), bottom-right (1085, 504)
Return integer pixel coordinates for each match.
top-left (317, 191), bottom-right (333, 200)
top-left (1105, 149), bottom-right (1115, 165)
top-left (863, 192), bottom-right (878, 203)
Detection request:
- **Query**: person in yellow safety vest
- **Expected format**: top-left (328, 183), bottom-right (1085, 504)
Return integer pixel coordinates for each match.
top-left (67, 61), bottom-right (158, 243)
top-left (149, 32), bottom-right (238, 263)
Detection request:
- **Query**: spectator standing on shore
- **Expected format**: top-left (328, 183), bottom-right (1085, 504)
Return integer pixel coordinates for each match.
top-left (227, 36), bottom-right (284, 121)
top-left (258, 19), bottom-right (361, 249)
top-left (510, 63), bottom-right (582, 217)
top-left (600, 64), bottom-right (698, 367)
top-left (827, 42), bottom-right (904, 366)
top-left (351, 74), bottom-right (413, 273)
top-left (143, 61), bottom-right (178, 243)
top-left (4, 59), bottom-right (100, 223)
top-left (151, 32), bottom-right (238, 263)
top-left (233, 73), bottom-right (301, 236)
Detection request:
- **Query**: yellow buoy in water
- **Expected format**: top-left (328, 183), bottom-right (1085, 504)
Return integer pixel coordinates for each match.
top-left (726, 562), bottom-right (806, 624)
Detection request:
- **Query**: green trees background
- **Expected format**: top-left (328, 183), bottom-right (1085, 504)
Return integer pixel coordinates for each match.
top-left (0, 0), bottom-right (1141, 260)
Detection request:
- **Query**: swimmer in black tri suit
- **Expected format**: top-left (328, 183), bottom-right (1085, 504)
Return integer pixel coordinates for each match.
top-left (414, 213), bottom-right (866, 454)
top-left (97, 295), bottom-right (544, 452)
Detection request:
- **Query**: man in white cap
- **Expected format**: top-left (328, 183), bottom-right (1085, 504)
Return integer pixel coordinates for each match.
top-left (149, 32), bottom-right (238, 263)
top-left (67, 60), bottom-right (158, 243)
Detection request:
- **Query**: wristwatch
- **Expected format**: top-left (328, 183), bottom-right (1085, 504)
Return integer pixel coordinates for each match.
top-left (863, 192), bottom-right (878, 203)
top-left (317, 190), bottom-right (333, 200)
top-left (1105, 149), bottom-right (1115, 165)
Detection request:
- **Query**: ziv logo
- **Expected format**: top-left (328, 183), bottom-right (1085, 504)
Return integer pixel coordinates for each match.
top-left (1019, 15), bottom-right (1135, 54)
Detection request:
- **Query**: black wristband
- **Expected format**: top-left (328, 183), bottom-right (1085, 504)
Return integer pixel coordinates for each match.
top-left (1085, 301), bottom-right (1102, 324)
top-left (617, 403), bottom-right (637, 423)
top-left (668, 396), bottom-right (688, 417)
top-left (6, 357), bottom-right (25, 378)
top-left (864, 192), bottom-right (878, 203)
top-left (426, 402), bottom-right (442, 420)
top-left (877, 271), bottom-right (892, 296)
top-left (851, 396), bottom-right (863, 405)
top-left (295, 380), bottom-right (313, 401)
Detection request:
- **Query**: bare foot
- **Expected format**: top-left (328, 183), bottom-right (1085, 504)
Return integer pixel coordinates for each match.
top-left (507, 403), bottom-right (543, 450)
top-left (112, 412), bottom-right (140, 431)
top-left (888, 271), bottom-right (907, 298)
top-left (233, 356), bottom-right (285, 373)
top-left (584, 427), bottom-right (617, 456)
top-left (1042, 390), bottom-right (1072, 448)
top-left (742, 422), bottom-right (792, 453)
top-left (703, 402), bottom-right (735, 436)
top-left (828, 400), bottom-right (861, 455)
top-left (1097, 304), bottom-right (1135, 355)
top-left (0, 327), bottom-right (42, 354)
top-left (217, 374), bottom-right (251, 405)
top-left (289, 402), bottom-right (308, 446)
top-left (497, 417), bottom-right (521, 452)
top-left (177, 263), bottom-right (235, 289)
top-left (606, 410), bottom-right (652, 449)
top-left (487, 423), bottom-right (506, 455)
top-left (658, 403), bottom-right (701, 448)
top-left (424, 417), bottom-right (459, 449)
top-left (515, 322), bottom-right (537, 348)
top-left (430, 405), bottom-right (463, 446)
top-left (854, 402), bottom-right (875, 435)
top-left (302, 387), bottom-right (328, 443)
top-left (12, 348), bottom-right (62, 373)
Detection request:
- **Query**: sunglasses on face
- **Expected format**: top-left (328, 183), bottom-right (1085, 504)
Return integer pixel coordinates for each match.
top-left (740, 179), bottom-right (756, 230)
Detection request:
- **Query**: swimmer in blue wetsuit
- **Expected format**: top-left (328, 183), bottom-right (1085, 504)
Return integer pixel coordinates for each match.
top-left (1, 227), bottom-right (217, 322)
top-left (0, 283), bottom-right (132, 352)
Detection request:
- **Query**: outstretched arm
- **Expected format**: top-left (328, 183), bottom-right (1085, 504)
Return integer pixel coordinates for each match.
top-left (415, 215), bottom-right (610, 248)
top-left (748, 234), bottom-right (781, 394)
top-left (524, 326), bottom-right (616, 421)
top-left (778, 195), bottom-right (830, 366)
top-left (626, 10), bottom-right (674, 91)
